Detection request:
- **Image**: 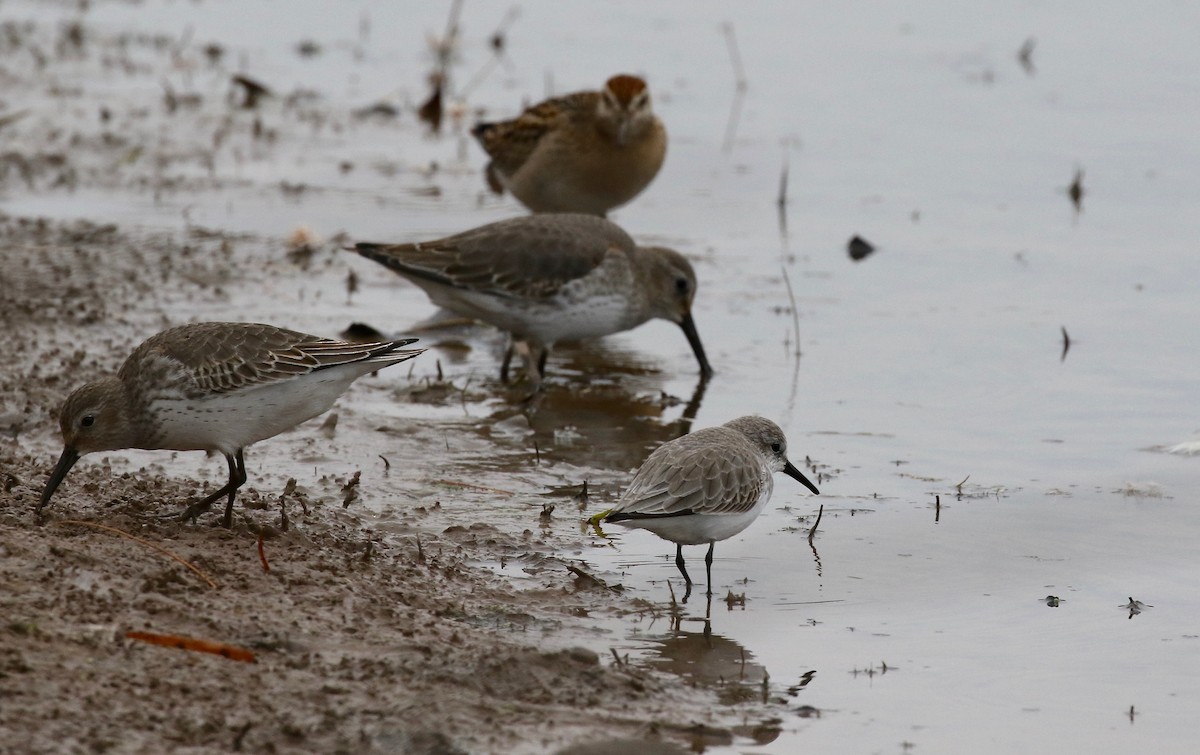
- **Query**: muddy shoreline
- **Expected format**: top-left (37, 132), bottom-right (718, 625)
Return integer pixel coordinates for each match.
top-left (0, 211), bottom-right (791, 753)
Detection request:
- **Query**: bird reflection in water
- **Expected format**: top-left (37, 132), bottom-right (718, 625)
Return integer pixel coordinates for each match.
top-left (648, 597), bottom-right (776, 715)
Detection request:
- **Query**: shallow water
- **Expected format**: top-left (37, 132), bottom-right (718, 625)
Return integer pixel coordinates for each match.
top-left (6, 0), bottom-right (1200, 752)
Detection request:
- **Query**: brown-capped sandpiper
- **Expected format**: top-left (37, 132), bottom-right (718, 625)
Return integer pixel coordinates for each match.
top-left (472, 74), bottom-right (667, 216)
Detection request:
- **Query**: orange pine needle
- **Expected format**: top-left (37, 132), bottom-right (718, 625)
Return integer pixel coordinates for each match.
top-left (257, 533), bottom-right (269, 573)
top-left (125, 630), bottom-right (256, 663)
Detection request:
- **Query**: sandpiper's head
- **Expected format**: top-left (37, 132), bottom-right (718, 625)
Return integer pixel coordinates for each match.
top-left (642, 247), bottom-right (712, 378)
top-left (40, 379), bottom-right (133, 512)
top-left (724, 416), bottom-right (820, 495)
top-left (597, 74), bottom-right (655, 146)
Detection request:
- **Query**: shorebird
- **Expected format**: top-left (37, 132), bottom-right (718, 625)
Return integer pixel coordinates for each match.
top-left (592, 416), bottom-right (819, 599)
top-left (38, 322), bottom-right (424, 526)
top-left (471, 74), bottom-right (667, 216)
top-left (352, 214), bottom-right (712, 387)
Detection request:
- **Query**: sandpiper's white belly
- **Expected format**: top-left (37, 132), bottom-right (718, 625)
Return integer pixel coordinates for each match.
top-left (147, 366), bottom-right (363, 453)
top-left (412, 261), bottom-right (638, 346)
top-left (611, 481), bottom-right (775, 545)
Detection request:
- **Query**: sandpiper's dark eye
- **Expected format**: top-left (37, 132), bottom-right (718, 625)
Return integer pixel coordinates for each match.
top-left (771, 442), bottom-right (782, 453)
top-left (81, 415), bottom-right (95, 428)
top-left (675, 277), bottom-right (690, 294)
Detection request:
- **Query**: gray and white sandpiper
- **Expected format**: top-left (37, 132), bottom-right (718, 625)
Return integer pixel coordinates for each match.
top-left (352, 213), bottom-right (712, 387)
top-left (39, 322), bottom-right (424, 527)
top-left (593, 416), bottom-right (819, 599)
top-left (472, 74), bottom-right (667, 216)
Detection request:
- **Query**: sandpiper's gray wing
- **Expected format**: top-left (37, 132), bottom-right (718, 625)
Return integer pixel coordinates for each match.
top-left (121, 322), bottom-right (420, 397)
top-left (609, 428), bottom-right (765, 519)
top-left (354, 214), bottom-right (635, 300)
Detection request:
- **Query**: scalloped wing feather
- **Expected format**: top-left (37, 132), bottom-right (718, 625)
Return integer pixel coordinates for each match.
top-left (355, 215), bottom-right (634, 301)
top-left (473, 91), bottom-right (598, 175)
top-left (613, 429), bottom-right (765, 517)
top-left (120, 323), bottom-right (418, 397)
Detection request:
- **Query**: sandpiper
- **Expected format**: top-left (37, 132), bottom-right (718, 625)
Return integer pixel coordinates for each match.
top-left (472, 74), bottom-right (667, 216)
top-left (352, 214), bottom-right (712, 387)
top-left (39, 322), bottom-right (424, 527)
top-left (593, 416), bottom-right (819, 599)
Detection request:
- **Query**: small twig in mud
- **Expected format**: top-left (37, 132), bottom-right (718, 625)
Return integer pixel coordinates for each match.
top-left (955, 475), bottom-right (970, 495)
top-left (540, 502), bottom-right (555, 522)
top-left (436, 359), bottom-right (444, 382)
top-left (808, 504), bottom-right (824, 544)
top-left (279, 478), bottom-right (295, 531)
top-left (459, 376), bottom-right (472, 413)
top-left (345, 269), bottom-right (358, 299)
top-left (534, 440), bottom-right (541, 465)
top-left (378, 454), bottom-right (390, 472)
top-left (780, 264), bottom-right (802, 358)
top-left (430, 479), bottom-right (515, 496)
top-left (363, 537), bottom-right (374, 562)
top-left (575, 480), bottom-right (589, 510)
top-left (935, 494), bottom-right (941, 523)
top-left (609, 648), bottom-right (624, 667)
top-left (57, 520), bottom-right (216, 589)
top-left (666, 579), bottom-right (679, 611)
top-left (1060, 326), bottom-right (1071, 362)
top-left (125, 630), bottom-right (256, 663)
top-left (416, 534), bottom-right (425, 562)
top-left (341, 471), bottom-right (362, 509)
top-left (256, 534), bottom-right (269, 573)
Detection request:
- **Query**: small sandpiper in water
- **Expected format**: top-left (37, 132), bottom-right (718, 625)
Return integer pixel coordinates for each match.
top-left (593, 416), bottom-right (819, 600)
top-left (472, 74), bottom-right (667, 217)
top-left (352, 213), bottom-right (712, 387)
top-left (39, 322), bottom-right (424, 526)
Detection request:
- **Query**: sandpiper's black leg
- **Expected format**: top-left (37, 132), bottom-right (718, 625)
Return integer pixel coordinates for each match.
top-left (676, 543), bottom-right (694, 602)
top-left (165, 450), bottom-right (247, 527)
top-left (675, 543), bottom-right (692, 586)
top-left (704, 541), bottom-right (715, 597)
top-left (221, 450), bottom-right (248, 528)
top-left (536, 348), bottom-right (549, 378)
top-left (500, 344), bottom-right (514, 383)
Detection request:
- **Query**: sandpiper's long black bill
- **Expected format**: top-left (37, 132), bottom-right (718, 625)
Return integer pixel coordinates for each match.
top-left (679, 313), bottom-right (713, 379)
top-left (784, 460), bottom-right (820, 495)
top-left (39, 446), bottom-right (81, 513)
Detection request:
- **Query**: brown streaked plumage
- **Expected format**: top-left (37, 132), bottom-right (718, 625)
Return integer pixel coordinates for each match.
top-left (471, 74), bottom-right (667, 216)
top-left (352, 214), bottom-right (711, 387)
top-left (39, 322), bottom-right (425, 526)
top-left (598, 416), bottom-right (820, 600)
